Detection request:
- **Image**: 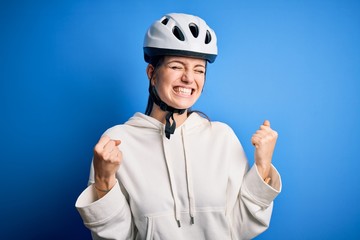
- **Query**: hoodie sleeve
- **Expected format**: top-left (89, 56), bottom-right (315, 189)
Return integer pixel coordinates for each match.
top-left (75, 181), bottom-right (134, 240)
top-left (225, 126), bottom-right (282, 240)
top-left (75, 125), bottom-right (135, 239)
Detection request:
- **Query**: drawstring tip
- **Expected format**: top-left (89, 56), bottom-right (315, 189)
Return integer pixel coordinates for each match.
top-left (177, 220), bottom-right (181, 228)
top-left (190, 216), bottom-right (195, 225)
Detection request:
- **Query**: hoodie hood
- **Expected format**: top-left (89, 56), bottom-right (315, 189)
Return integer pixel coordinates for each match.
top-left (125, 112), bottom-right (207, 136)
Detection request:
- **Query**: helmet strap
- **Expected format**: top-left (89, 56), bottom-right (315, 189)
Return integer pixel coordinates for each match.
top-left (149, 86), bottom-right (186, 139)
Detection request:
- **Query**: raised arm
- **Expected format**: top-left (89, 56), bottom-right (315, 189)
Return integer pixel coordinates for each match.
top-left (76, 135), bottom-right (134, 240)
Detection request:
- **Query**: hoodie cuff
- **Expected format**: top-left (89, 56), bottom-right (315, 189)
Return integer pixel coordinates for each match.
top-left (75, 181), bottom-right (127, 225)
top-left (243, 164), bottom-right (282, 207)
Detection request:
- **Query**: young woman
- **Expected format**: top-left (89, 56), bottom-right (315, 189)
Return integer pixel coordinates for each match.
top-left (76, 13), bottom-right (282, 240)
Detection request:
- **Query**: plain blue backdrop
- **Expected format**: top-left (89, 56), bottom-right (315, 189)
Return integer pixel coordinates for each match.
top-left (1, 0), bottom-right (360, 239)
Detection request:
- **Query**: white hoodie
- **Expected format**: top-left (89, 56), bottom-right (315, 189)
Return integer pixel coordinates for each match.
top-left (76, 112), bottom-right (282, 240)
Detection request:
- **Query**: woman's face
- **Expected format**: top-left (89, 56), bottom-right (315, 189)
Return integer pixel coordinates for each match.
top-left (151, 56), bottom-right (206, 110)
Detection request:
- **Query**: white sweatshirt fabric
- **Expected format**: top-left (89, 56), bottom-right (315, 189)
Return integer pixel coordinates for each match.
top-left (76, 112), bottom-right (282, 240)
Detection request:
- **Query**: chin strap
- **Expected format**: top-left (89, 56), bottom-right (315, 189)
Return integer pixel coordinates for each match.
top-left (150, 86), bottom-right (186, 139)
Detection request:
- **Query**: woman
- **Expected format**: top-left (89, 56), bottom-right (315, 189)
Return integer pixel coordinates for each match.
top-left (76, 13), bottom-right (282, 240)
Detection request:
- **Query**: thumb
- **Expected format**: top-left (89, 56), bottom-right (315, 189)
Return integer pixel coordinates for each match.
top-left (263, 120), bottom-right (271, 127)
top-left (114, 140), bottom-right (121, 146)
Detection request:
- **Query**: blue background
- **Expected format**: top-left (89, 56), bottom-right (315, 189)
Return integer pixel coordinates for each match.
top-left (1, 0), bottom-right (359, 239)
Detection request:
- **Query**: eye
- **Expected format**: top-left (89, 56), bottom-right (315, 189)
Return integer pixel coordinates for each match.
top-left (171, 66), bottom-right (182, 70)
top-left (194, 68), bottom-right (206, 74)
top-left (168, 63), bottom-right (184, 70)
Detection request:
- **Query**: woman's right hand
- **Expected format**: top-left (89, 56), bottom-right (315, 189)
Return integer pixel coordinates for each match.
top-left (93, 135), bottom-right (122, 194)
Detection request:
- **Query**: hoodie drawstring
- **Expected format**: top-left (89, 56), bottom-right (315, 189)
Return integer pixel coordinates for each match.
top-left (162, 133), bottom-right (182, 227)
top-left (181, 127), bottom-right (196, 224)
top-left (161, 125), bottom-right (196, 227)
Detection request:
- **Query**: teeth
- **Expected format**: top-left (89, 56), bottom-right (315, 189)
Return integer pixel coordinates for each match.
top-left (175, 87), bottom-right (192, 95)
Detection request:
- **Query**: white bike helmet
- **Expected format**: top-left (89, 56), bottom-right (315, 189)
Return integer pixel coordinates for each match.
top-left (143, 13), bottom-right (218, 63)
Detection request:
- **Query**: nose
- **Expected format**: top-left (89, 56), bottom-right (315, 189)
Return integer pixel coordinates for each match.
top-left (181, 70), bottom-right (194, 84)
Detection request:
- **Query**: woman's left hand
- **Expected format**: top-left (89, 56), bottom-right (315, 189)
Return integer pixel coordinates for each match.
top-left (251, 120), bottom-right (278, 181)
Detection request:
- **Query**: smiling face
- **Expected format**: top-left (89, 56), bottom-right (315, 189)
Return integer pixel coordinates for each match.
top-left (149, 56), bottom-right (206, 110)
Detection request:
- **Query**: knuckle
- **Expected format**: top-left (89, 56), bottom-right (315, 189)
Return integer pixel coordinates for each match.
top-left (103, 152), bottom-right (111, 160)
top-left (94, 145), bottom-right (102, 154)
top-left (102, 135), bottom-right (110, 141)
top-left (109, 140), bottom-right (116, 147)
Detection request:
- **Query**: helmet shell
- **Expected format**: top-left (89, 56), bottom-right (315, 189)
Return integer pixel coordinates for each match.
top-left (143, 13), bottom-right (218, 63)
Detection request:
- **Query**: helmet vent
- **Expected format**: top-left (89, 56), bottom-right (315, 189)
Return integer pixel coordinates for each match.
top-left (161, 17), bottom-right (169, 25)
top-left (205, 30), bottom-right (212, 44)
top-left (189, 23), bottom-right (199, 38)
top-left (172, 26), bottom-right (185, 41)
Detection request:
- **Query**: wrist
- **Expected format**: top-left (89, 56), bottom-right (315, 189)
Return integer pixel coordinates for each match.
top-left (255, 163), bottom-right (271, 179)
top-left (95, 175), bottom-right (117, 191)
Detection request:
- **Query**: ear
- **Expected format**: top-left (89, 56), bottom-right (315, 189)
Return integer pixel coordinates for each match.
top-left (146, 64), bottom-right (156, 85)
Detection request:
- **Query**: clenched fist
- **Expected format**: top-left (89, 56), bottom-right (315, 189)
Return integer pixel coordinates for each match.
top-left (251, 120), bottom-right (278, 181)
top-left (93, 135), bottom-right (122, 194)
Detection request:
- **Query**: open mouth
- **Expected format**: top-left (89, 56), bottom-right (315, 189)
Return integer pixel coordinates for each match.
top-left (174, 86), bottom-right (193, 96)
